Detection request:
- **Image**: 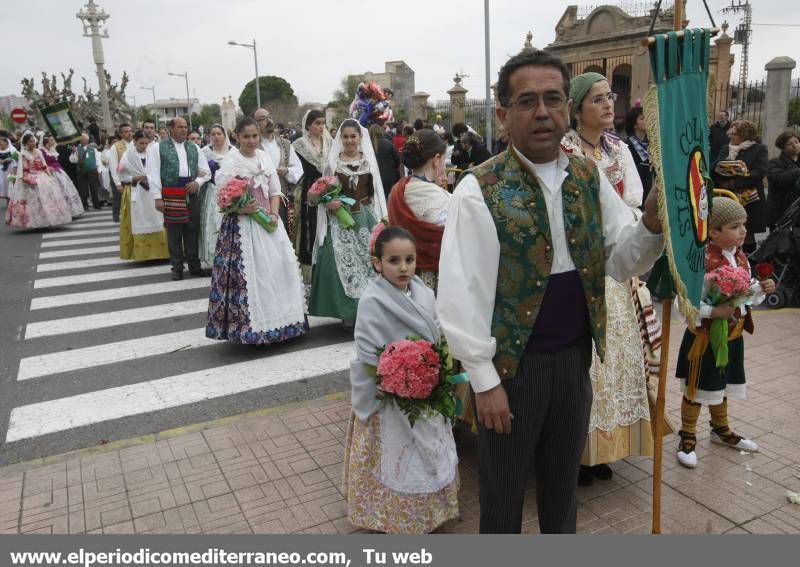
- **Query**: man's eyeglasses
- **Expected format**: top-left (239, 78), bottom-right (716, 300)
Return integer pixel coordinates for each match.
top-left (505, 92), bottom-right (567, 112)
top-left (589, 92), bottom-right (618, 106)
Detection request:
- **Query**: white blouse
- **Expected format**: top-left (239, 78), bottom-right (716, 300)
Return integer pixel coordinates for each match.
top-left (436, 149), bottom-right (664, 394)
top-left (404, 177), bottom-right (451, 226)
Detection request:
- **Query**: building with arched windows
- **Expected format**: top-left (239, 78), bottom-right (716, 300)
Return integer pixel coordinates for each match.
top-left (546, 3), bottom-right (734, 129)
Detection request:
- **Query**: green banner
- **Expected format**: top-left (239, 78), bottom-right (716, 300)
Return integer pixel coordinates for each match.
top-left (39, 100), bottom-right (81, 145)
top-left (644, 29), bottom-right (712, 321)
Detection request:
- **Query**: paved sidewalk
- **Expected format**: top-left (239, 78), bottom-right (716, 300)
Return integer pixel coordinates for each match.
top-left (1, 309), bottom-right (799, 534)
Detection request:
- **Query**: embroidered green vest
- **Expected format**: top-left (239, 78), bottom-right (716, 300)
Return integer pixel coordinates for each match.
top-left (470, 148), bottom-right (608, 380)
top-left (159, 139), bottom-right (198, 187)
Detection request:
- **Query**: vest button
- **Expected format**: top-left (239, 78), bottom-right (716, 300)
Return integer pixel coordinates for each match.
top-left (536, 280), bottom-right (542, 287)
top-left (545, 245), bottom-right (551, 251)
top-left (515, 340), bottom-right (521, 345)
top-left (573, 191), bottom-right (580, 197)
top-left (590, 296), bottom-right (596, 302)
top-left (569, 238), bottom-right (576, 245)
top-left (525, 310), bottom-right (532, 317)
top-left (582, 267), bottom-right (588, 274)
top-left (502, 368), bottom-right (508, 375)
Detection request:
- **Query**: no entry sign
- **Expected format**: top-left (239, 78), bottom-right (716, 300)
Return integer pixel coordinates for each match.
top-left (10, 108), bottom-right (28, 124)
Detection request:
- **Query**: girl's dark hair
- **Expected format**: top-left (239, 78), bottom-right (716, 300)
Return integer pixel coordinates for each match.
top-left (133, 129), bottom-right (147, 141)
top-left (22, 133), bottom-right (36, 145)
top-left (402, 125), bottom-right (414, 136)
top-left (413, 118), bottom-right (424, 130)
top-left (625, 106), bottom-right (644, 137)
top-left (339, 118), bottom-right (361, 135)
top-left (235, 116), bottom-right (259, 134)
top-left (451, 122), bottom-right (468, 137)
top-left (373, 226), bottom-right (415, 259)
top-left (775, 130), bottom-right (800, 150)
top-left (402, 128), bottom-right (447, 170)
top-left (305, 110), bottom-right (324, 130)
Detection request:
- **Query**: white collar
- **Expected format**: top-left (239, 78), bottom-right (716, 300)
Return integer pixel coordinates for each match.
top-left (512, 146), bottom-right (569, 174)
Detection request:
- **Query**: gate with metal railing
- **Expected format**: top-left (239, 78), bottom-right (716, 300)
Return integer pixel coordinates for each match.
top-left (711, 79), bottom-right (767, 132)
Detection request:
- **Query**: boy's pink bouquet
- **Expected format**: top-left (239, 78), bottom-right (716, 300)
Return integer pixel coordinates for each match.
top-left (307, 176), bottom-right (356, 229)
top-left (704, 265), bottom-right (754, 368)
top-left (217, 176), bottom-right (276, 233)
top-left (374, 337), bottom-right (468, 427)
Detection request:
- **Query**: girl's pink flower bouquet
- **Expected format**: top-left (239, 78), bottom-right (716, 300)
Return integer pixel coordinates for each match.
top-left (307, 176), bottom-right (356, 229)
top-left (374, 337), bottom-right (468, 427)
top-left (217, 176), bottom-right (276, 233)
top-left (704, 264), bottom-right (754, 368)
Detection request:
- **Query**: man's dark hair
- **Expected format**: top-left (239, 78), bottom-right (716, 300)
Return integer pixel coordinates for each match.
top-left (496, 49), bottom-right (571, 106)
top-left (451, 122), bottom-right (468, 137)
top-left (413, 118), bottom-right (424, 130)
top-left (775, 130), bottom-right (800, 150)
top-left (118, 123), bottom-right (131, 131)
top-left (141, 120), bottom-right (156, 128)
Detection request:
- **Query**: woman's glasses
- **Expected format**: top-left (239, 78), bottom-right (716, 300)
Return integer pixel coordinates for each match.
top-left (589, 92), bottom-right (618, 106)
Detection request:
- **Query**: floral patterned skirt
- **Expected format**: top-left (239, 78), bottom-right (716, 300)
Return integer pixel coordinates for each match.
top-left (343, 413), bottom-right (459, 534)
top-left (206, 214), bottom-right (308, 344)
top-left (5, 175), bottom-right (72, 229)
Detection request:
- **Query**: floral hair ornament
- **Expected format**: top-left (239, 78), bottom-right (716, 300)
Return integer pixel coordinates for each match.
top-left (404, 135), bottom-right (422, 152)
top-left (369, 219), bottom-right (389, 256)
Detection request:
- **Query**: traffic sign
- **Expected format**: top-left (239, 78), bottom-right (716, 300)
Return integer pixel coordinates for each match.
top-left (10, 108), bottom-right (28, 124)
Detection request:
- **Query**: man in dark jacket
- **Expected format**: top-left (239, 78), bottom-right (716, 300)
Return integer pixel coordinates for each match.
top-left (460, 131), bottom-right (492, 167)
top-left (709, 111), bottom-right (731, 163)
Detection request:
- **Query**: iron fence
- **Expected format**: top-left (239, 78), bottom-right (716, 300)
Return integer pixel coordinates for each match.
top-left (711, 79), bottom-right (767, 132)
top-left (789, 77), bottom-right (800, 128)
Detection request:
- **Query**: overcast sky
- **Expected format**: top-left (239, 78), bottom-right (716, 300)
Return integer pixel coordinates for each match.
top-left (3, 0), bottom-right (797, 109)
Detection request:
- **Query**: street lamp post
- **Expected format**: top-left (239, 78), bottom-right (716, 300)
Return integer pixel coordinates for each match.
top-left (76, 0), bottom-right (114, 132)
top-left (128, 95), bottom-right (137, 123)
top-left (484, 0), bottom-right (493, 153)
top-left (168, 71), bottom-right (192, 131)
top-left (228, 39), bottom-right (260, 110)
top-left (140, 86), bottom-right (157, 127)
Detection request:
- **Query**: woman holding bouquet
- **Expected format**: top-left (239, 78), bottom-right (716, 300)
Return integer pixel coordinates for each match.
top-left (292, 110), bottom-right (332, 274)
top-left (344, 226), bottom-right (459, 533)
top-left (199, 124), bottom-right (232, 267)
top-left (674, 197), bottom-right (775, 468)
top-left (5, 131), bottom-right (73, 229)
top-left (309, 118), bottom-right (388, 323)
top-left (205, 117), bottom-right (307, 344)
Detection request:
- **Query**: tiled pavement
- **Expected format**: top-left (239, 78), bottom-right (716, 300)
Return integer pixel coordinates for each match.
top-left (1, 308), bottom-right (798, 534)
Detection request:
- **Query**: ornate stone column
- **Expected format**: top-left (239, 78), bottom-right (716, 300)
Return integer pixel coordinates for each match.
top-left (763, 56), bottom-right (797, 158)
top-left (447, 75), bottom-right (468, 126)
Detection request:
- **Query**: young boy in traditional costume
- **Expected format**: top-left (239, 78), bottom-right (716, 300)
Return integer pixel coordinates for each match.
top-left (343, 225), bottom-right (459, 534)
top-left (675, 197), bottom-right (776, 468)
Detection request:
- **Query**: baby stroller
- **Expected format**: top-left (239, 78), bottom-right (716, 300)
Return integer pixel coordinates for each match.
top-left (749, 194), bottom-right (800, 308)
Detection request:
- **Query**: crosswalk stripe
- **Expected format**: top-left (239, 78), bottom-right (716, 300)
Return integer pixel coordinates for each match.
top-left (41, 236), bottom-right (119, 248)
top-left (33, 266), bottom-right (169, 289)
top-left (36, 256), bottom-right (132, 273)
top-left (6, 341), bottom-right (354, 442)
top-left (17, 316), bottom-right (340, 381)
top-left (42, 229), bottom-right (119, 239)
top-left (25, 298), bottom-right (207, 339)
top-left (38, 245), bottom-right (119, 259)
top-left (30, 278), bottom-right (209, 310)
top-left (71, 217), bottom-right (115, 224)
top-left (60, 221), bottom-right (118, 229)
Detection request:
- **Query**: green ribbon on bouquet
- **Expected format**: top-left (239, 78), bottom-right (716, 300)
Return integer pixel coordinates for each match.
top-left (708, 317), bottom-right (730, 368)
top-left (233, 195), bottom-right (277, 233)
top-left (447, 372), bottom-right (469, 415)
top-left (331, 195), bottom-right (356, 229)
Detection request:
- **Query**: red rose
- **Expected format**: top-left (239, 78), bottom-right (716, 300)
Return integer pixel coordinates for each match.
top-left (755, 262), bottom-right (774, 280)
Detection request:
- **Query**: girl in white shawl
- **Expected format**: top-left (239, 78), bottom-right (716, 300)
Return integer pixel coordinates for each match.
top-left (206, 117), bottom-right (307, 344)
top-left (199, 124), bottom-right (232, 268)
top-left (118, 129), bottom-right (169, 260)
top-left (309, 119), bottom-right (388, 323)
top-left (344, 226), bottom-right (459, 534)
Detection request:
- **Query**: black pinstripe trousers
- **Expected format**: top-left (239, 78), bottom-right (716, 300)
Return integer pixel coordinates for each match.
top-left (478, 336), bottom-right (593, 534)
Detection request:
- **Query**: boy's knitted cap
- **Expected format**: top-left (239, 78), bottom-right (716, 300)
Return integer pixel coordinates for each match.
top-left (710, 197), bottom-right (747, 229)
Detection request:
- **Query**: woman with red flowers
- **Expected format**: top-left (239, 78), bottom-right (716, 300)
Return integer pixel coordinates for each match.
top-left (344, 226), bottom-right (459, 534)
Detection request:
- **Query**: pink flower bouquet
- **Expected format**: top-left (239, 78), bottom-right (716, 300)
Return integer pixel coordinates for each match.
top-left (374, 337), bottom-right (468, 427)
top-left (307, 176), bottom-right (356, 229)
top-left (217, 176), bottom-right (276, 233)
top-left (704, 265), bottom-right (754, 368)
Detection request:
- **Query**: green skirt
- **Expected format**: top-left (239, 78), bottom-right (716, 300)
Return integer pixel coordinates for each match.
top-left (309, 208), bottom-right (377, 321)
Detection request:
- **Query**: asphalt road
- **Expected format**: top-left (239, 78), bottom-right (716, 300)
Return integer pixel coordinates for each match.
top-left (0, 208), bottom-right (352, 465)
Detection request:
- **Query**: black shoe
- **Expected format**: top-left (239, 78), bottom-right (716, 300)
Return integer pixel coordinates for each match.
top-left (590, 463), bottom-right (613, 481)
top-left (188, 267), bottom-right (211, 277)
top-left (577, 465), bottom-right (594, 486)
top-left (171, 269), bottom-right (184, 281)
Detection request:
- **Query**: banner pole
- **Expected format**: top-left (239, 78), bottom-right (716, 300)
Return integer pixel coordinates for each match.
top-left (652, 298), bottom-right (672, 534)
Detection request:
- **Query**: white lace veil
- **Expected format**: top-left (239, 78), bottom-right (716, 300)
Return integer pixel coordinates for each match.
top-left (312, 119), bottom-right (388, 262)
top-left (292, 109), bottom-right (332, 174)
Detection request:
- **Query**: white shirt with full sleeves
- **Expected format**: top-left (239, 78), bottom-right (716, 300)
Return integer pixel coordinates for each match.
top-left (436, 149), bottom-right (664, 394)
top-left (145, 140), bottom-right (211, 200)
top-left (260, 137), bottom-right (303, 185)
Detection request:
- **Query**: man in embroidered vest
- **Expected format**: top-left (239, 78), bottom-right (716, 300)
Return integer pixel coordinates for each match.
top-left (108, 123), bottom-right (133, 222)
top-left (69, 133), bottom-right (103, 210)
top-left (146, 117), bottom-right (211, 280)
top-left (255, 108), bottom-right (302, 232)
top-left (437, 49), bottom-right (665, 534)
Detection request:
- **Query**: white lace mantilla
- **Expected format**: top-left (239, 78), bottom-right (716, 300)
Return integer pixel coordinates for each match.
top-left (330, 214), bottom-right (373, 299)
top-left (588, 276), bottom-right (651, 431)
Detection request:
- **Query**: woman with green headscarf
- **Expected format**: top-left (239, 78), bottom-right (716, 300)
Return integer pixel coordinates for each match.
top-left (561, 72), bottom-right (657, 487)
